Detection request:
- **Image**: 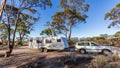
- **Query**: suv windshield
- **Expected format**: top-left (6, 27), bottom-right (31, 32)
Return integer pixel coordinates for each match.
top-left (78, 42), bottom-right (89, 46)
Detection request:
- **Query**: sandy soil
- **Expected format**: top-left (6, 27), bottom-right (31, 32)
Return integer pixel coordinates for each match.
top-left (0, 46), bottom-right (120, 68)
top-left (0, 46), bottom-right (70, 68)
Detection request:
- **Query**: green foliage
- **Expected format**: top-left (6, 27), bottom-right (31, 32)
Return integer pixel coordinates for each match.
top-left (0, 0), bottom-right (52, 57)
top-left (113, 31), bottom-right (120, 37)
top-left (42, 0), bottom-right (89, 40)
top-left (40, 28), bottom-right (52, 36)
top-left (26, 8), bottom-right (37, 14)
top-left (80, 32), bottom-right (120, 46)
top-left (16, 41), bottom-right (23, 46)
top-left (68, 39), bottom-right (78, 47)
top-left (104, 12), bottom-right (111, 20)
top-left (0, 23), bottom-right (6, 28)
top-left (19, 0), bottom-right (52, 9)
top-left (5, 5), bottom-right (19, 13)
top-left (105, 3), bottom-right (120, 28)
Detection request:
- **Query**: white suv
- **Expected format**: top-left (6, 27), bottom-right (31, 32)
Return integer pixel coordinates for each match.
top-left (75, 42), bottom-right (114, 55)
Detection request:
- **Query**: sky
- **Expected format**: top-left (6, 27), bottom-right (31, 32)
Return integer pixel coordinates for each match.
top-left (29, 0), bottom-right (120, 38)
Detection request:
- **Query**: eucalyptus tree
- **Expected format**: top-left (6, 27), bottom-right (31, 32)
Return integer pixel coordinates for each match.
top-left (105, 3), bottom-right (120, 28)
top-left (41, 20), bottom-right (68, 38)
top-left (1, 0), bottom-right (52, 57)
top-left (52, 0), bottom-right (89, 40)
top-left (45, 21), bottom-right (56, 37)
top-left (16, 14), bottom-right (39, 46)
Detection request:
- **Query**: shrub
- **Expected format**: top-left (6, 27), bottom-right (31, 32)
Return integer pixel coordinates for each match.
top-left (88, 55), bottom-right (107, 68)
top-left (103, 63), bottom-right (118, 68)
top-left (109, 54), bottom-right (120, 62)
top-left (62, 52), bottom-right (77, 64)
top-left (88, 54), bottom-right (120, 68)
top-left (57, 52), bottom-right (93, 68)
top-left (68, 40), bottom-right (77, 47)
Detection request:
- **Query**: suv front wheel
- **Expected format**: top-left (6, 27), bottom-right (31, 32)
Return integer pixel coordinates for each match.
top-left (79, 49), bottom-right (86, 54)
top-left (102, 50), bottom-right (111, 56)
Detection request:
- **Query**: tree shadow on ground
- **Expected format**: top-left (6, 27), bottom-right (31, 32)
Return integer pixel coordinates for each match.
top-left (17, 54), bottom-right (93, 68)
top-left (0, 54), bottom-right (4, 57)
top-left (0, 53), bottom-right (46, 68)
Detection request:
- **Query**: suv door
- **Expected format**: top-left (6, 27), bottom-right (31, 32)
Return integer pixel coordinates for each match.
top-left (84, 42), bottom-right (93, 52)
top-left (90, 43), bottom-right (101, 52)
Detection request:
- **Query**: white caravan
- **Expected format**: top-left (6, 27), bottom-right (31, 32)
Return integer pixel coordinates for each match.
top-left (28, 37), bottom-right (69, 52)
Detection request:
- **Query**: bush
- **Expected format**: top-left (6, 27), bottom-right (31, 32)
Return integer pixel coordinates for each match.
top-left (61, 52), bottom-right (77, 64)
top-left (68, 40), bottom-right (77, 48)
top-left (57, 52), bottom-right (93, 68)
top-left (108, 54), bottom-right (120, 62)
top-left (88, 54), bottom-right (120, 68)
top-left (88, 55), bottom-right (107, 68)
top-left (103, 64), bottom-right (118, 68)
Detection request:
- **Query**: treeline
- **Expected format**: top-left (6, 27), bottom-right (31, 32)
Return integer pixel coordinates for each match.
top-left (70, 31), bottom-right (120, 47)
top-left (80, 36), bottom-right (120, 47)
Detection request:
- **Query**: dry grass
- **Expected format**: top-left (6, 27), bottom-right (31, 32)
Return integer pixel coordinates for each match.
top-left (88, 54), bottom-right (120, 68)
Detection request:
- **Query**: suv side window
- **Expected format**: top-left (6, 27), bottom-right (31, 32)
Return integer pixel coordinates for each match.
top-left (91, 43), bottom-right (98, 46)
top-left (83, 43), bottom-right (89, 46)
top-left (78, 43), bottom-right (83, 46)
top-left (78, 43), bottom-right (89, 46)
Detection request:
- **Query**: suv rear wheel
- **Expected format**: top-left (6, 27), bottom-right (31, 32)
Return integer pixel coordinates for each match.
top-left (79, 49), bottom-right (86, 54)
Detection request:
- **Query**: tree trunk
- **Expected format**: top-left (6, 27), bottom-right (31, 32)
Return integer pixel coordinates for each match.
top-left (5, 12), bottom-right (20, 57)
top-left (50, 26), bottom-right (55, 37)
top-left (19, 32), bottom-right (25, 46)
top-left (19, 35), bottom-right (24, 46)
top-left (67, 25), bottom-right (72, 40)
top-left (4, 45), bottom-right (13, 57)
top-left (4, 16), bottom-right (12, 57)
top-left (0, 0), bottom-right (6, 20)
top-left (19, 32), bottom-right (22, 46)
top-left (11, 13), bottom-right (20, 47)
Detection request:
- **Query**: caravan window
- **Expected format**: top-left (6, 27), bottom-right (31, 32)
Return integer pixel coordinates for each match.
top-left (46, 39), bottom-right (51, 43)
top-left (57, 39), bottom-right (61, 42)
top-left (36, 40), bottom-right (42, 43)
top-left (30, 38), bottom-right (33, 42)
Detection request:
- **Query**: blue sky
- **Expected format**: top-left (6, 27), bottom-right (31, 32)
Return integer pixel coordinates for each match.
top-left (30, 0), bottom-right (120, 38)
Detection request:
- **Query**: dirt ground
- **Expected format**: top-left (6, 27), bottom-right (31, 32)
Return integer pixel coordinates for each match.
top-left (0, 46), bottom-right (120, 68)
top-left (0, 46), bottom-right (74, 68)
